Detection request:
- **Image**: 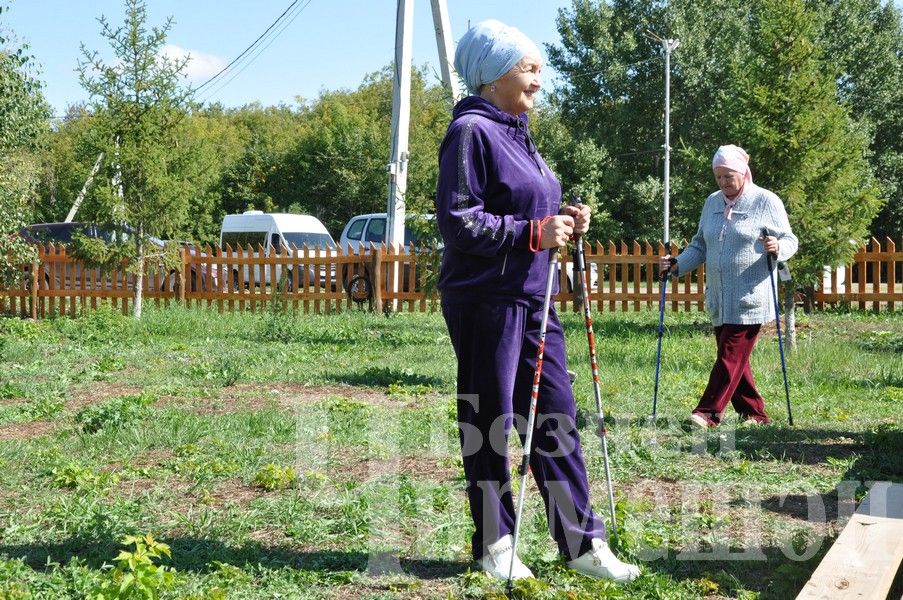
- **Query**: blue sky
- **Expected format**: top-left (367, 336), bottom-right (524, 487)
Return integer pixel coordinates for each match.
top-left (4, 0), bottom-right (572, 116)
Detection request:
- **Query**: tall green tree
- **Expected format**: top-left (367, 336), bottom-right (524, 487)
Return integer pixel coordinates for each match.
top-left (548, 0), bottom-right (886, 303)
top-left (547, 0), bottom-right (754, 242)
top-left (281, 66), bottom-right (448, 237)
top-left (0, 1), bottom-right (50, 289)
top-left (814, 0), bottom-right (903, 241)
top-left (730, 0), bottom-right (881, 303)
top-left (77, 0), bottom-right (194, 318)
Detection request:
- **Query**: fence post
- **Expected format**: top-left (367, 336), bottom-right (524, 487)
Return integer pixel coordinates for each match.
top-left (179, 245), bottom-right (187, 303)
top-left (371, 245), bottom-right (383, 314)
top-left (30, 259), bottom-right (39, 320)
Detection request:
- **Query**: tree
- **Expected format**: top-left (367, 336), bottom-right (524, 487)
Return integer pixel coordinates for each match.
top-left (548, 0), bottom-right (885, 304)
top-left (729, 0), bottom-right (882, 305)
top-left (546, 0), bottom-right (754, 242)
top-left (0, 1), bottom-right (50, 290)
top-left (77, 0), bottom-right (194, 318)
top-left (530, 102), bottom-right (616, 239)
top-left (815, 0), bottom-right (903, 241)
top-left (280, 66), bottom-right (449, 237)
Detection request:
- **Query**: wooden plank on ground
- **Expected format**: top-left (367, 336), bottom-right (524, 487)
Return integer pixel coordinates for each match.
top-left (796, 482), bottom-right (903, 600)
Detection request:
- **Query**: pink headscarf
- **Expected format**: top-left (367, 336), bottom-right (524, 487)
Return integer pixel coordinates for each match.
top-left (712, 144), bottom-right (752, 240)
top-left (712, 144), bottom-right (753, 184)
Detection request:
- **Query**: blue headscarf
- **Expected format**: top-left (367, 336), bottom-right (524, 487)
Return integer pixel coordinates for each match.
top-left (454, 19), bottom-right (542, 95)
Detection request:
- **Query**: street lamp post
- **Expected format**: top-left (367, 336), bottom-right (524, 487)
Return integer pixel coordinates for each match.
top-left (644, 30), bottom-right (679, 244)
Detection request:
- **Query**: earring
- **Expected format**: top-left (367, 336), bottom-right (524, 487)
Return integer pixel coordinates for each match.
top-left (490, 84), bottom-right (496, 93)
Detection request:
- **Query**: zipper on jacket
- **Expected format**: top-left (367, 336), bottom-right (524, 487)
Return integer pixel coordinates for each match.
top-left (516, 119), bottom-right (544, 176)
top-left (500, 254), bottom-right (508, 276)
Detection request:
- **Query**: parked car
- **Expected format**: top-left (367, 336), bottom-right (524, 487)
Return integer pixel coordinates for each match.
top-left (338, 212), bottom-right (439, 294)
top-left (219, 211), bottom-right (337, 290)
top-left (338, 212), bottom-right (437, 252)
top-left (19, 222), bottom-right (216, 292)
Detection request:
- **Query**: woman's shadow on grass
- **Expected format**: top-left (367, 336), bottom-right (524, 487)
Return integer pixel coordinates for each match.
top-left (0, 537), bottom-right (467, 580)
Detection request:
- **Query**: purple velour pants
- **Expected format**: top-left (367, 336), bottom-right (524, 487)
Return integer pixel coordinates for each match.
top-left (442, 298), bottom-right (605, 561)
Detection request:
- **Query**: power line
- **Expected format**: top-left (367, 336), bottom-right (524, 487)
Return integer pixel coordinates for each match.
top-left (194, 0), bottom-right (305, 95)
top-left (198, 0), bottom-right (312, 104)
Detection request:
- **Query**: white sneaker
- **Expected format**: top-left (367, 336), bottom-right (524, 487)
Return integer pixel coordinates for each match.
top-left (688, 413), bottom-right (710, 429)
top-left (567, 538), bottom-right (640, 582)
top-left (478, 534), bottom-right (534, 581)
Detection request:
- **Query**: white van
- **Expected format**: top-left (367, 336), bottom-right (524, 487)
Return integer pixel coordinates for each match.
top-left (219, 211), bottom-right (337, 289)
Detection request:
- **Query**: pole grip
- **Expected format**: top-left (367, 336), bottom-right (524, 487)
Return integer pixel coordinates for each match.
top-left (569, 193), bottom-right (585, 272)
top-left (661, 239), bottom-right (676, 279)
top-left (762, 227), bottom-right (776, 271)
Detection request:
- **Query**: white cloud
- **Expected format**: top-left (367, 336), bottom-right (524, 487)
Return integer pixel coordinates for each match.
top-left (159, 44), bottom-right (227, 81)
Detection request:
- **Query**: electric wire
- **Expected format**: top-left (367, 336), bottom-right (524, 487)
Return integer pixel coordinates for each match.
top-left (197, 0), bottom-right (312, 104)
top-left (194, 0), bottom-right (300, 93)
top-left (195, 0), bottom-right (311, 103)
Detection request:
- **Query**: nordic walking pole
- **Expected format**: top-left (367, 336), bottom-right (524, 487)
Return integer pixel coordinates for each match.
top-left (506, 245), bottom-right (559, 597)
top-left (571, 215), bottom-right (618, 541)
top-left (650, 241), bottom-right (675, 435)
top-left (762, 227), bottom-right (793, 426)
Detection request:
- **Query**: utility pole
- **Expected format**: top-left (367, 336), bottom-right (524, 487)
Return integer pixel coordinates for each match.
top-left (386, 0), bottom-right (460, 308)
top-left (644, 30), bottom-right (679, 244)
top-left (387, 0), bottom-right (414, 253)
top-left (387, 0), bottom-right (460, 250)
top-left (429, 0), bottom-right (463, 103)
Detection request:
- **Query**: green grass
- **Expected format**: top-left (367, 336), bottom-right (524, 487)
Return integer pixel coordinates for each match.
top-left (0, 303), bottom-right (900, 599)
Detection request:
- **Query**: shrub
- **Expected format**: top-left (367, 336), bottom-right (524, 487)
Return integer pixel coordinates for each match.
top-left (91, 534), bottom-right (175, 599)
top-left (75, 392), bottom-right (155, 434)
top-left (252, 463), bottom-right (297, 491)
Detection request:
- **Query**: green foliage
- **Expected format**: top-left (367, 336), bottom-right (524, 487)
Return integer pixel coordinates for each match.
top-left (547, 0), bottom-right (896, 252)
top-left (0, 2), bottom-right (50, 289)
top-left (75, 392), bottom-right (155, 434)
top-left (858, 329), bottom-right (903, 353)
top-left (281, 66), bottom-right (448, 236)
top-left (50, 461), bottom-right (119, 491)
top-left (0, 3), bottom-right (49, 154)
top-left (90, 534), bottom-right (175, 600)
top-left (53, 301), bottom-right (132, 343)
top-left (814, 0), bottom-right (903, 240)
top-left (257, 291), bottom-right (297, 343)
top-left (251, 463), bottom-right (297, 491)
top-left (76, 0), bottom-right (195, 317)
top-left (730, 0), bottom-right (882, 294)
top-left (19, 394), bottom-right (65, 420)
top-left (0, 306), bottom-right (901, 598)
top-left (186, 352), bottom-right (244, 387)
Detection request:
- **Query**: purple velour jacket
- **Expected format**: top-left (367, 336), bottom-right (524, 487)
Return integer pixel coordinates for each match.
top-left (435, 96), bottom-right (562, 304)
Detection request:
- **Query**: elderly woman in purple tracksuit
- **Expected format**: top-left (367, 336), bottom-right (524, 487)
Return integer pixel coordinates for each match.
top-left (435, 20), bottom-right (640, 583)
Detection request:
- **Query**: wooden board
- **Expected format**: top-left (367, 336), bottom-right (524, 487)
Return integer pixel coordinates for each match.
top-left (796, 482), bottom-right (903, 600)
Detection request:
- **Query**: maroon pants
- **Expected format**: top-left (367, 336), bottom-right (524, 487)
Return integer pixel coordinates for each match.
top-left (693, 324), bottom-right (770, 425)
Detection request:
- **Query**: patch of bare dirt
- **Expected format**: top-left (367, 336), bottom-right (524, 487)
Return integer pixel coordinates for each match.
top-left (331, 580), bottom-right (455, 600)
top-left (0, 419), bottom-right (56, 440)
top-left (159, 383), bottom-right (442, 415)
top-left (335, 453), bottom-right (461, 484)
top-left (129, 447), bottom-right (176, 469)
top-left (768, 436), bottom-right (864, 468)
top-left (67, 382), bottom-right (144, 411)
top-left (208, 478), bottom-right (266, 508)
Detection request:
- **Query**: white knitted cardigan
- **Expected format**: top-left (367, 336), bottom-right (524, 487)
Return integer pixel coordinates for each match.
top-left (674, 182), bottom-right (798, 326)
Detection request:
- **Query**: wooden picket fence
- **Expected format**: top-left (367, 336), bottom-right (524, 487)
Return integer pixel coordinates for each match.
top-left (1, 238), bottom-right (901, 318)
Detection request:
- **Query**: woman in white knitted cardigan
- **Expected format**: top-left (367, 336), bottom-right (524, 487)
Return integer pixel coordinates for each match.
top-left (659, 145), bottom-right (798, 428)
